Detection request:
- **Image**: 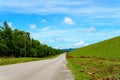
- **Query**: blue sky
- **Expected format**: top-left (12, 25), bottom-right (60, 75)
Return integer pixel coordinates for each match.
top-left (0, 0), bottom-right (120, 49)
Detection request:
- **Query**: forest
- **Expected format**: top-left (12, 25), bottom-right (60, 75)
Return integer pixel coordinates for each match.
top-left (0, 21), bottom-right (63, 57)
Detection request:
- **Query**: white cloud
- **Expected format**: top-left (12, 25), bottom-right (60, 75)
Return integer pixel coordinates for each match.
top-left (8, 22), bottom-right (12, 27)
top-left (43, 40), bottom-right (54, 43)
top-left (31, 29), bottom-right (69, 38)
top-left (29, 26), bottom-right (120, 49)
top-left (30, 24), bottom-right (36, 29)
top-left (0, 0), bottom-right (90, 14)
top-left (41, 19), bottom-right (47, 23)
top-left (57, 41), bottom-right (86, 49)
top-left (55, 38), bottom-right (66, 42)
top-left (41, 27), bottom-right (50, 31)
top-left (8, 22), bottom-right (14, 29)
top-left (64, 17), bottom-right (75, 25)
top-left (0, 0), bottom-right (120, 19)
top-left (85, 26), bottom-right (96, 32)
top-left (71, 41), bottom-right (86, 48)
top-left (42, 38), bottom-right (66, 44)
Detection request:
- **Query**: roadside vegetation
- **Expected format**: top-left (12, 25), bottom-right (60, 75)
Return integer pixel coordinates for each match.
top-left (67, 36), bottom-right (120, 80)
top-left (0, 54), bottom-right (60, 66)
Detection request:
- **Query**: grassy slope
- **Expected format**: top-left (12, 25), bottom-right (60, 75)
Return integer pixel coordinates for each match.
top-left (67, 36), bottom-right (120, 80)
top-left (0, 54), bottom-right (60, 66)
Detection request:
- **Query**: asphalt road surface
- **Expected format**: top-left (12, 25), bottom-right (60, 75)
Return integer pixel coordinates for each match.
top-left (0, 53), bottom-right (74, 80)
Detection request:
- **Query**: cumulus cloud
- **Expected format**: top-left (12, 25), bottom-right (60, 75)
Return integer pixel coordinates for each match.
top-left (57, 41), bottom-right (86, 49)
top-left (30, 25), bottom-right (120, 49)
top-left (30, 24), bottom-right (36, 29)
top-left (8, 22), bottom-right (14, 29)
top-left (71, 41), bottom-right (86, 48)
top-left (64, 17), bottom-right (75, 25)
top-left (8, 22), bottom-right (12, 27)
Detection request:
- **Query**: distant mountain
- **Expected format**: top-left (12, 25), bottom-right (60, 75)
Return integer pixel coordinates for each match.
top-left (62, 48), bottom-right (75, 52)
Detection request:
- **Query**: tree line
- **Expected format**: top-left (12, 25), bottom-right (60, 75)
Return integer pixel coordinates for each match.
top-left (0, 21), bottom-right (63, 57)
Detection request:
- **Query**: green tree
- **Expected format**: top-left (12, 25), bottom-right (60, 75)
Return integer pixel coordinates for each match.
top-left (0, 21), bottom-right (63, 57)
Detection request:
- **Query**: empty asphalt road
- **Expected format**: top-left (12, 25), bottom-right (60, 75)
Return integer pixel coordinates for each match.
top-left (0, 53), bottom-right (74, 80)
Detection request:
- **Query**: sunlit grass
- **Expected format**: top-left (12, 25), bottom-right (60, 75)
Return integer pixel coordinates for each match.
top-left (67, 57), bottom-right (120, 80)
top-left (67, 36), bottom-right (120, 80)
top-left (0, 54), bottom-right (60, 66)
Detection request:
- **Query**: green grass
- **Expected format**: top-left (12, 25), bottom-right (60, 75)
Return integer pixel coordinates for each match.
top-left (67, 36), bottom-right (120, 80)
top-left (0, 54), bottom-right (60, 66)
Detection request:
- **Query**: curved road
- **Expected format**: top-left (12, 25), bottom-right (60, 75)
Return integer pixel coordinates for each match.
top-left (0, 53), bottom-right (73, 80)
